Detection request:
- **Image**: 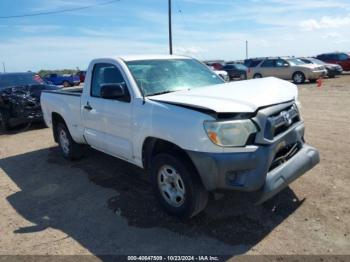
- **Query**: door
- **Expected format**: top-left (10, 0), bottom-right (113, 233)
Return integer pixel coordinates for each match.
top-left (274, 59), bottom-right (291, 79)
top-left (259, 59), bottom-right (276, 77)
top-left (82, 62), bottom-right (133, 160)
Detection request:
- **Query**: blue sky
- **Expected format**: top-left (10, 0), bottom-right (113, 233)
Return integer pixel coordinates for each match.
top-left (0, 0), bottom-right (350, 71)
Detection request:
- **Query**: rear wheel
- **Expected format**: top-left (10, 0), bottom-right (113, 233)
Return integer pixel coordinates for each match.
top-left (253, 73), bottom-right (262, 79)
top-left (292, 72), bottom-right (305, 84)
top-left (62, 81), bottom-right (71, 88)
top-left (56, 122), bottom-right (85, 160)
top-left (0, 109), bottom-right (11, 131)
top-left (151, 153), bottom-right (208, 219)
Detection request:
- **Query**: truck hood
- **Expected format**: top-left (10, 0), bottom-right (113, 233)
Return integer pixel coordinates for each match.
top-left (149, 77), bottom-right (297, 113)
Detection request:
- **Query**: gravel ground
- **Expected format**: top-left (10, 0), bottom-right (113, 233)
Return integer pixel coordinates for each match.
top-left (0, 75), bottom-right (349, 256)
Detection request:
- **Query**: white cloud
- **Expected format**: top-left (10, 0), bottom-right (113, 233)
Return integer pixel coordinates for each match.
top-left (17, 25), bottom-right (61, 33)
top-left (300, 15), bottom-right (350, 31)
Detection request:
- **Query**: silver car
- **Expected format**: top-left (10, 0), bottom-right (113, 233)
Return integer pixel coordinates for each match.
top-left (248, 57), bottom-right (327, 84)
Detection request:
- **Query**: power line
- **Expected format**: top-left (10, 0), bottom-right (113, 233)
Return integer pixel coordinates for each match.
top-left (0, 0), bottom-right (120, 19)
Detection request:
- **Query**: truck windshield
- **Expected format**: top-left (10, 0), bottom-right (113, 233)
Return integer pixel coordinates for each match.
top-left (126, 59), bottom-right (224, 96)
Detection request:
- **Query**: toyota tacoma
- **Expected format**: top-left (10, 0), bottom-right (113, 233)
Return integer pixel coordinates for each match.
top-left (41, 55), bottom-right (320, 218)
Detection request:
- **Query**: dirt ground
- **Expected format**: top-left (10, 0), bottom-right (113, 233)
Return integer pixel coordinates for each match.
top-left (0, 75), bottom-right (349, 257)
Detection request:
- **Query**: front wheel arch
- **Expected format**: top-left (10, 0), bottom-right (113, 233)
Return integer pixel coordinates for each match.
top-left (141, 137), bottom-right (204, 183)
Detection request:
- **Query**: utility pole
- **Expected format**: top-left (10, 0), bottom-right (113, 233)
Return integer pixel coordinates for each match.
top-left (245, 40), bottom-right (248, 59)
top-left (168, 0), bottom-right (173, 55)
top-left (2, 62), bottom-right (5, 73)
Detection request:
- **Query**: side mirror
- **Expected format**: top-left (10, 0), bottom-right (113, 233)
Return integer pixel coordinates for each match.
top-left (100, 83), bottom-right (125, 100)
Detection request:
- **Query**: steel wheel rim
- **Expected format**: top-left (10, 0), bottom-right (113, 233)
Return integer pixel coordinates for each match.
top-left (157, 165), bottom-right (186, 207)
top-left (59, 128), bottom-right (70, 155)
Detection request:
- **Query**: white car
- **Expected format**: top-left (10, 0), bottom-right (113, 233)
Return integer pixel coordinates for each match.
top-left (208, 65), bottom-right (229, 81)
top-left (41, 55), bottom-right (320, 218)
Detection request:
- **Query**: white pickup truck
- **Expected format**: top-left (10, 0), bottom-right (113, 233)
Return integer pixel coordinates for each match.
top-left (41, 55), bottom-right (320, 219)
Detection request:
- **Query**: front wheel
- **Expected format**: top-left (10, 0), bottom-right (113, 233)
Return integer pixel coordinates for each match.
top-left (151, 153), bottom-right (208, 219)
top-left (56, 122), bottom-right (85, 160)
top-left (292, 72), bottom-right (305, 84)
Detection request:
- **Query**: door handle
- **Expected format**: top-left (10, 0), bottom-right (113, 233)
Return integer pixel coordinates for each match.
top-left (84, 102), bottom-right (93, 111)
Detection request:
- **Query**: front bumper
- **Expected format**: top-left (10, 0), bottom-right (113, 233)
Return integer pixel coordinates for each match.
top-left (326, 67), bottom-right (343, 76)
top-left (186, 122), bottom-right (320, 204)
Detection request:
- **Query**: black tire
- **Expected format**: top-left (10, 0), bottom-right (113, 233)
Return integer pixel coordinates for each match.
top-left (62, 81), bottom-right (71, 88)
top-left (0, 109), bottom-right (11, 131)
top-left (253, 73), bottom-right (262, 79)
top-left (56, 122), bottom-right (85, 160)
top-left (292, 72), bottom-right (305, 84)
top-left (151, 153), bottom-right (208, 219)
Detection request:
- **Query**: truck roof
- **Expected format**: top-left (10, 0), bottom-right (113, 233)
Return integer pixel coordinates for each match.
top-left (119, 54), bottom-right (190, 61)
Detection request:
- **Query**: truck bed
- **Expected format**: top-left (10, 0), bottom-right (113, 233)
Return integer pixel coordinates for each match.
top-left (41, 87), bottom-right (85, 143)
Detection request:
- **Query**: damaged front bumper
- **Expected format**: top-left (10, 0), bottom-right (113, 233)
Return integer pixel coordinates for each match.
top-left (187, 121), bottom-right (320, 204)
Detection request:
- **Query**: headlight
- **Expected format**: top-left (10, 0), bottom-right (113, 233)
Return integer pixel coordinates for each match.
top-left (203, 119), bottom-right (257, 147)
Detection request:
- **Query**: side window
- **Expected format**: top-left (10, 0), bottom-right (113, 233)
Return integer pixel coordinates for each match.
top-left (276, 59), bottom-right (288, 67)
top-left (261, 60), bottom-right (275, 67)
top-left (251, 60), bottom-right (262, 67)
top-left (338, 53), bottom-right (349, 61)
top-left (91, 63), bottom-right (126, 98)
top-left (329, 54), bottom-right (338, 60)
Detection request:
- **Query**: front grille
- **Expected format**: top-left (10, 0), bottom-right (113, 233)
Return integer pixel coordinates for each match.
top-left (264, 104), bottom-right (300, 139)
top-left (269, 142), bottom-right (301, 171)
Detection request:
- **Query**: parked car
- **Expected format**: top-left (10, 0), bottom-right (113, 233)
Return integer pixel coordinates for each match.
top-left (221, 63), bottom-right (248, 80)
top-left (0, 72), bottom-right (60, 130)
top-left (44, 73), bottom-right (80, 87)
top-left (41, 55), bottom-right (319, 219)
top-left (208, 66), bottom-right (229, 81)
top-left (316, 52), bottom-right (350, 71)
top-left (247, 57), bottom-right (327, 84)
top-left (299, 57), bottom-right (343, 78)
top-left (76, 71), bottom-right (86, 83)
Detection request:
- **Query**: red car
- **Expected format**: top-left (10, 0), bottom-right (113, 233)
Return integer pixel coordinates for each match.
top-left (205, 62), bottom-right (223, 70)
top-left (316, 52), bottom-right (350, 71)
